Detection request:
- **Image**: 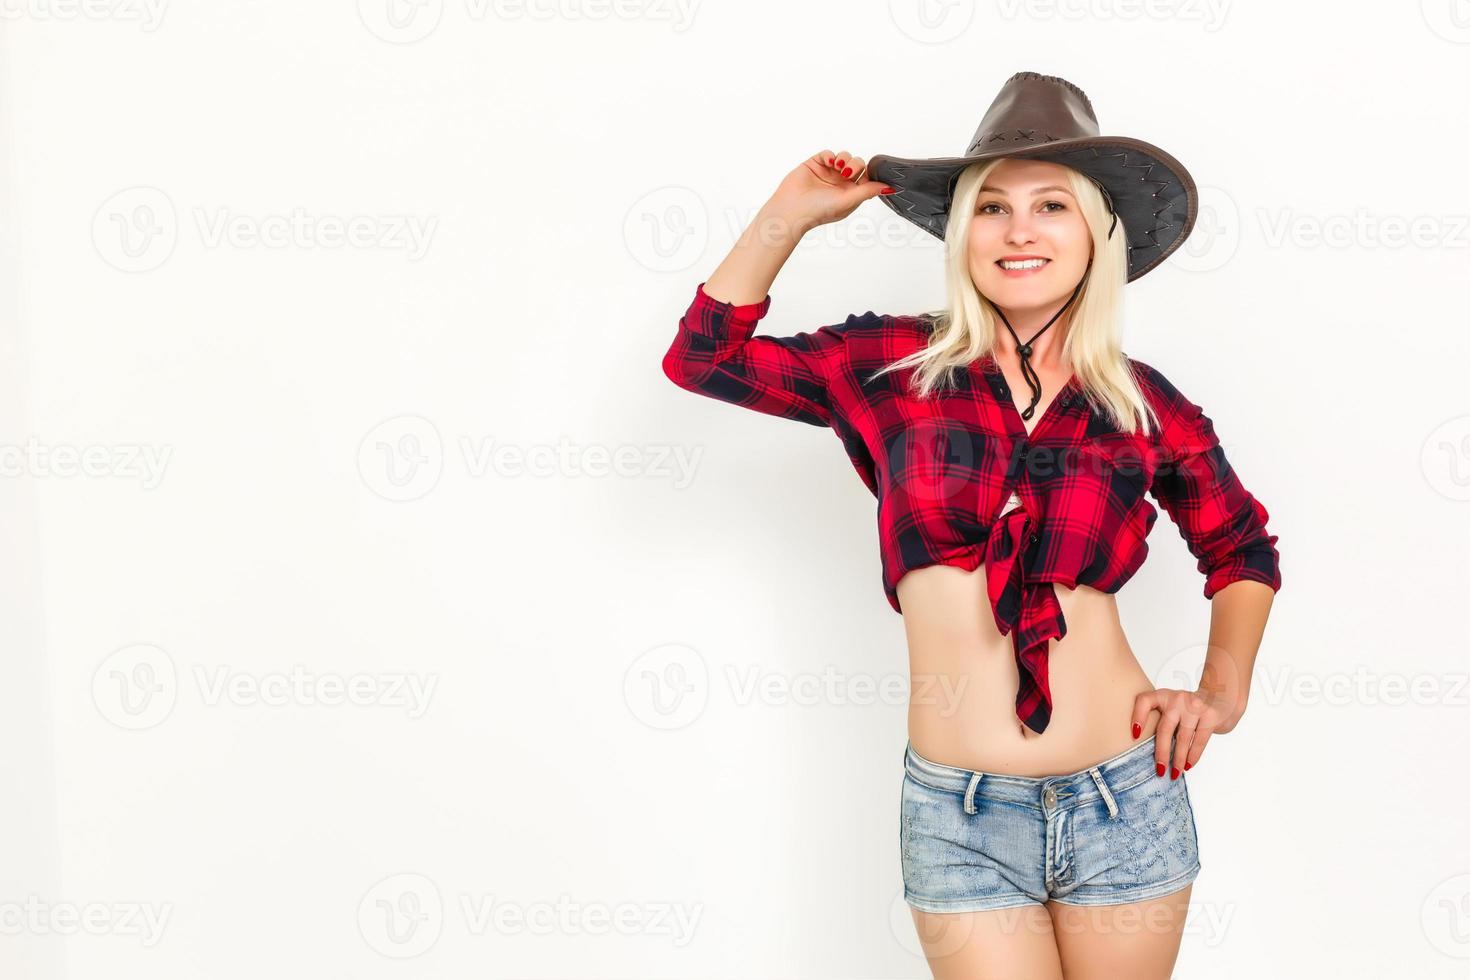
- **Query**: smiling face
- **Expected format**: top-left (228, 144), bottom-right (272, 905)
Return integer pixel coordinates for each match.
top-left (966, 158), bottom-right (1094, 315)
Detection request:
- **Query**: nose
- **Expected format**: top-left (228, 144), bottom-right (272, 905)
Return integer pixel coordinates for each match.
top-left (1003, 211), bottom-right (1039, 248)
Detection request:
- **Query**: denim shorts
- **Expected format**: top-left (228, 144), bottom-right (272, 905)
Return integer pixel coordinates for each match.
top-left (899, 733), bottom-right (1201, 912)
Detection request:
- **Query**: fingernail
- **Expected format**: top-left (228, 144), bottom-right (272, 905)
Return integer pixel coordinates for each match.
top-left (835, 158), bottom-right (844, 168)
top-left (1131, 723), bottom-right (1141, 739)
top-left (842, 167), bottom-right (852, 178)
top-left (1156, 762), bottom-right (1165, 777)
top-left (1170, 767), bottom-right (1179, 780)
top-left (1183, 761), bottom-right (1192, 771)
top-left (826, 157), bottom-right (834, 165)
top-left (880, 187), bottom-right (896, 195)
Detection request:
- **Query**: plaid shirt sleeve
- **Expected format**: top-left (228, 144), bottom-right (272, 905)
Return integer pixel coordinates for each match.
top-left (1139, 361), bottom-right (1283, 599)
top-left (661, 281), bottom-right (851, 428)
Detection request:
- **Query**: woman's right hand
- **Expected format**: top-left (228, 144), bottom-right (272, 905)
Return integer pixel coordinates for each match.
top-left (762, 150), bottom-right (893, 239)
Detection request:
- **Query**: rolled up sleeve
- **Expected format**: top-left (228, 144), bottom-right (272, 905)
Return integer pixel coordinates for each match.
top-left (661, 281), bottom-right (852, 428)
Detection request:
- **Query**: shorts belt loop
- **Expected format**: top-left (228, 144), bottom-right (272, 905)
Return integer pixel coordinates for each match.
top-left (963, 771), bottom-right (983, 815)
top-left (1088, 766), bottom-right (1119, 820)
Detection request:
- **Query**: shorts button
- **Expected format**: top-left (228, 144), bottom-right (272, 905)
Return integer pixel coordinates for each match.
top-left (1043, 787), bottom-right (1056, 807)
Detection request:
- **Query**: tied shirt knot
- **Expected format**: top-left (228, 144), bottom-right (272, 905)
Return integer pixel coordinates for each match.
top-left (983, 504), bottom-right (1068, 735)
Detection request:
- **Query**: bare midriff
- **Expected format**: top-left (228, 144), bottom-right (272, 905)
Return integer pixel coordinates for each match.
top-left (896, 559), bottom-right (1160, 777)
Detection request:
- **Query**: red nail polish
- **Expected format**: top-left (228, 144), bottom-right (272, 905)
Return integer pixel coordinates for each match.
top-left (1183, 761), bottom-right (1192, 771)
top-left (1155, 762), bottom-right (1165, 777)
top-left (835, 159), bottom-right (844, 168)
top-left (1170, 767), bottom-right (1179, 780)
top-left (880, 187), bottom-right (896, 195)
top-left (842, 167), bottom-right (852, 177)
top-left (826, 157), bottom-right (833, 165)
top-left (1131, 723), bottom-right (1141, 739)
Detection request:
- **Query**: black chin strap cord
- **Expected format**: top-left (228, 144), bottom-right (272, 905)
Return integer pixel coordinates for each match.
top-left (1097, 181), bottom-right (1119, 242)
top-left (993, 278), bottom-right (1085, 420)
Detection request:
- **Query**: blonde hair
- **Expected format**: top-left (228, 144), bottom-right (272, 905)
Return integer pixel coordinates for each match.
top-left (869, 157), bottom-right (1160, 437)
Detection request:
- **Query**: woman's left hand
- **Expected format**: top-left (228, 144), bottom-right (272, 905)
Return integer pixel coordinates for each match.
top-left (1130, 687), bottom-right (1241, 779)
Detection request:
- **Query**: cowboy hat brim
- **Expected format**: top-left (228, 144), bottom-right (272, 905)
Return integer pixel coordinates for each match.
top-left (868, 135), bottom-right (1198, 282)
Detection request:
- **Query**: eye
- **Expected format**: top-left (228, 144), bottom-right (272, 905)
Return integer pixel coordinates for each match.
top-left (976, 200), bottom-right (1066, 216)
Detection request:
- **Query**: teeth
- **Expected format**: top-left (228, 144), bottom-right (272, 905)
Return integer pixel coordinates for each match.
top-left (999, 259), bottom-right (1048, 270)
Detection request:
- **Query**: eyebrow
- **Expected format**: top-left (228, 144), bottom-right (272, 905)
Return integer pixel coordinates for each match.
top-left (978, 184), bottom-right (1074, 197)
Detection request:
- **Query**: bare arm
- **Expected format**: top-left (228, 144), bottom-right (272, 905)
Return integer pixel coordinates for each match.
top-left (701, 149), bottom-right (891, 305)
top-left (1127, 360), bottom-right (1282, 776)
top-left (661, 150), bottom-right (893, 427)
top-left (1201, 580), bottom-right (1275, 733)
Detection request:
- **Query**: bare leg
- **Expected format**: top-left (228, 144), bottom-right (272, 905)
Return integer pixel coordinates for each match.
top-left (1045, 883), bottom-right (1192, 980)
top-left (910, 904), bottom-right (1065, 980)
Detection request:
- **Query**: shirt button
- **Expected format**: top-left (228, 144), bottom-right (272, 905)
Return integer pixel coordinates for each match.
top-left (1029, 532), bottom-right (1039, 544)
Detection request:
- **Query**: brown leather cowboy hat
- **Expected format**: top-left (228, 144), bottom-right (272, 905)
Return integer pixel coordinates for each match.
top-left (867, 71), bottom-right (1198, 282)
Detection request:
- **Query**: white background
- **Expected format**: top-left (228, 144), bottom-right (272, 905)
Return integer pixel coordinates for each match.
top-left (2, 1), bottom-right (1468, 977)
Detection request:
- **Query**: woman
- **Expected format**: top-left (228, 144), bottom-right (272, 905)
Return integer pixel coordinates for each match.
top-left (661, 72), bottom-right (1280, 979)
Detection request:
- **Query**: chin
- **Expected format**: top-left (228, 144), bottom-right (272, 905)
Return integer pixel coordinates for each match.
top-left (977, 280), bottom-right (1053, 308)
top-left (977, 270), bottom-right (1082, 308)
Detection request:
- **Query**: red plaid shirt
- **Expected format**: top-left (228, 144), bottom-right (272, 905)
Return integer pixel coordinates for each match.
top-left (662, 282), bottom-right (1282, 734)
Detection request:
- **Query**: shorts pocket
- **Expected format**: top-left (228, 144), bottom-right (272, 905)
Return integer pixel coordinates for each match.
top-left (1067, 770), bottom-right (1200, 896)
top-left (898, 773), bottom-right (1045, 909)
top-left (899, 771), bottom-right (951, 872)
